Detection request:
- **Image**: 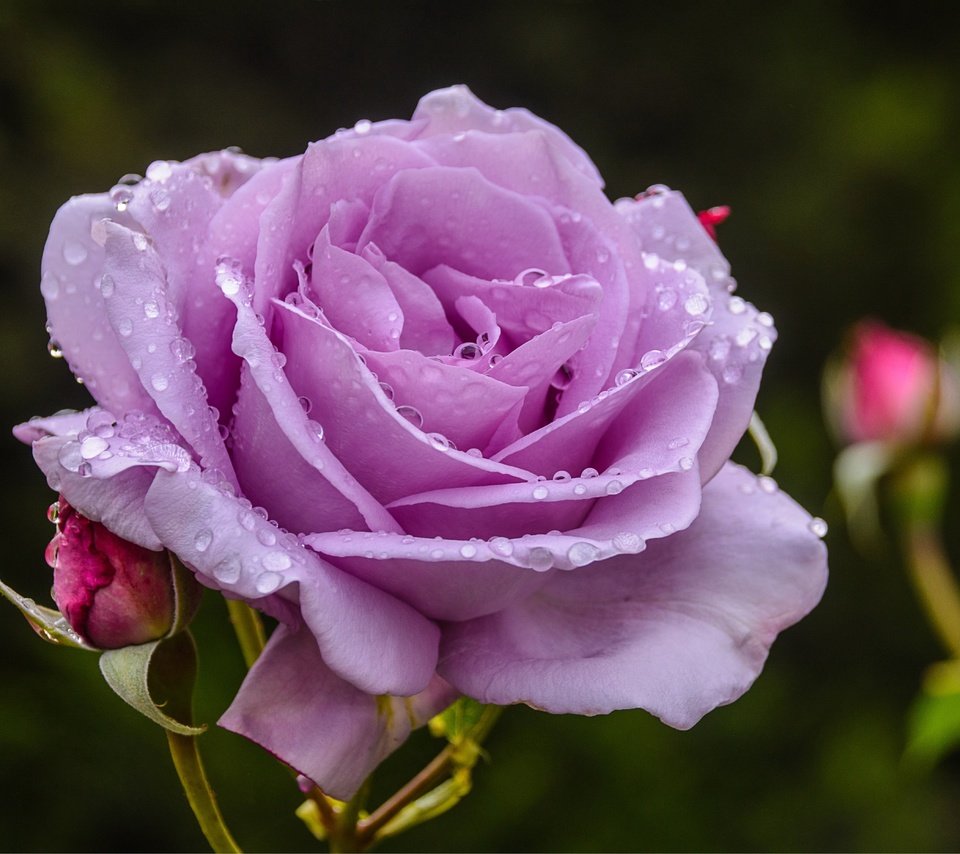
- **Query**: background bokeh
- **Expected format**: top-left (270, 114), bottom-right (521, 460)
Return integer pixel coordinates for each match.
top-left (2, 1), bottom-right (960, 850)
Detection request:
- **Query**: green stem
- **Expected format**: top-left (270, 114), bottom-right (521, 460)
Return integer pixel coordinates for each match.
top-left (226, 599), bottom-right (266, 669)
top-left (355, 705), bottom-right (501, 849)
top-left (903, 520), bottom-right (960, 659)
top-left (167, 731), bottom-right (242, 853)
top-left (329, 777), bottom-right (371, 853)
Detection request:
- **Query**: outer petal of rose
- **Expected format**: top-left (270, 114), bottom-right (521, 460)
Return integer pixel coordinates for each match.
top-left (100, 221), bottom-right (237, 488)
top-left (361, 244), bottom-right (456, 355)
top-left (183, 157), bottom-right (299, 417)
top-left (274, 302), bottom-right (534, 504)
top-left (40, 194), bottom-right (155, 415)
top-left (24, 409), bottom-right (194, 550)
top-left (220, 625), bottom-right (457, 800)
top-left (620, 190), bottom-right (775, 480)
top-left (496, 349), bottom-right (714, 480)
top-left (253, 137), bottom-right (435, 314)
top-left (357, 166), bottom-right (569, 280)
top-left (230, 365), bottom-right (374, 534)
top-left (411, 85), bottom-right (603, 185)
top-left (360, 348), bottom-right (527, 453)
top-left (144, 469), bottom-right (439, 695)
top-left (309, 226), bottom-right (403, 351)
top-left (306, 470), bottom-right (701, 620)
top-left (221, 280), bottom-right (402, 534)
top-left (439, 463), bottom-right (828, 724)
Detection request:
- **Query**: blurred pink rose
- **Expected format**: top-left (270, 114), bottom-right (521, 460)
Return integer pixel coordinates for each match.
top-left (827, 321), bottom-right (960, 446)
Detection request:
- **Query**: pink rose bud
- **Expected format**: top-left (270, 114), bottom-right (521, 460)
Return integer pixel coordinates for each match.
top-left (45, 498), bottom-right (176, 648)
top-left (697, 205), bottom-right (730, 242)
top-left (827, 321), bottom-right (960, 446)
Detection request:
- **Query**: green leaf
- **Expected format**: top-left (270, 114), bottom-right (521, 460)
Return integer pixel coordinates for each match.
top-left (905, 686), bottom-right (960, 768)
top-left (99, 631), bottom-right (206, 736)
top-left (0, 579), bottom-right (96, 650)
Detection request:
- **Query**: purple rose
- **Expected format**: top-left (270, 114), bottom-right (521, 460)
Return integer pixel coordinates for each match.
top-left (16, 86), bottom-right (827, 798)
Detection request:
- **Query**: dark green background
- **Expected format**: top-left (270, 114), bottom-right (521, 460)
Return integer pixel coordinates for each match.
top-left (3, 1), bottom-right (960, 850)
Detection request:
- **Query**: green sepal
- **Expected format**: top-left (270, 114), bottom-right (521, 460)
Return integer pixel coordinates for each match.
top-left (168, 554), bottom-right (202, 636)
top-left (428, 696), bottom-right (486, 742)
top-left (0, 579), bottom-right (96, 650)
top-left (99, 630), bottom-right (206, 736)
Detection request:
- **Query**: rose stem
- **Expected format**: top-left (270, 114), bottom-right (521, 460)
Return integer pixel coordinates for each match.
top-left (226, 599), bottom-right (266, 668)
top-left (355, 705), bottom-right (502, 849)
top-left (895, 455), bottom-right (960, 659)
top-left (167, 731), bottom-right (242, 853)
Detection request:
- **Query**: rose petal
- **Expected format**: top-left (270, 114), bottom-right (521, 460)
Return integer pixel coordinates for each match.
top-left (220, 625), bottom-right (457, 799)
top-left (273, 300), bottom-right (534, 503)
top-left (40, 194), bottom-right (155, 415)
top-left (360, 348), bottom-right (526, 454)
top-left (253, 136), bottom-right (435, 315)
top-left (438, 463), bottom-right (828, 724)
top-left (358, 166), bottom-right (569, 280)
top-left (309, 226), bottom-right (404, 351)
top-left (306, 469), bottom-right (701, 620)
top-left (220, 274), bottom-right (402, 534)
top-left (100, 220), bottom-right (237, 488)
top-left (620, 190), bottom-right (775, 480)
top-left (361, 244), bottom-right (456, 355)
top-left (412, 85), bottom-right (603, 185)
top-left (144, 468), bottom-right (439, 695)
top-left (183, 157), bottom-right (298, 416)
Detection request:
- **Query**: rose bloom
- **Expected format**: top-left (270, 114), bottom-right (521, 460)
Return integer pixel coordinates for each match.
top-left (16, 86), bottom-right (827, 797)
top-left (826, 320), bottom-right (960, 446)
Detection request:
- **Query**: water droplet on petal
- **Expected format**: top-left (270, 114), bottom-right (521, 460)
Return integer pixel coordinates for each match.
top-left (758, 475), bottom-right (778, 494)
top-left (567, 541), bottom-right (600, 567)
top-left (532, 485), bottom-right (549, 500)
top-left (808, 517), bottom-right (828, 538)
top-left (99, 274), bottom-right (115, 297)
top-left (80, 436), bottom-right (109, 459)
top-left (396, 405), bottom-right (423, 428)
top-left (668, 437), bottom-right (689, 449)
top-left (528, 547), bottom-right (554, 571)
top-left (728, 296), bottom-right (746, 315)
top-left (459, 543), bottom-right (478, 559)
top-left (757, 311), bottom-right (774, 327)
top-left (40, 273), bottom-right (60, 300)
top-left (262, 551), bottom-right (292, 572)
top-left (213, 556), bottom-right (242, 584)
top-left (615, 369), bottom-right (640, 386)
top-left (684, 293), bottom-right (709, 316)
top-left (151, 373), bottom-right (169, 392)
top-left (257, 528), bottom-right (277, 547)
top-left (426, 432), bottom-right (453, 451)
top-left (194, 529), bottom-right (213, 552)
top-left (47, 340), bottom-right (63, 359)
top-left (489, 537), bottom-right (514, 557)
top-left (553, 470), bottom-right (571, 482)
top-left (605, 480), bottom-right (624, 495)
top-left (640, 349), bottom-right (666, 371)
top-left (146, 160), bottom-right (173, 182)
top-left (62, 241), bottom-right (88, 266)
top-left (57, 441), bottom-right (83, 472)
top-left (678, 456), bottom-right (694, 471)
top-left (255, 571), bottom-right (283, 594)
top-left (612, 532), bottom-right (644, 553)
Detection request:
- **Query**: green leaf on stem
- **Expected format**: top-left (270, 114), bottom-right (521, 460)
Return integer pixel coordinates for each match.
top-left (0, 578), bottom-right (96, 650)
top-left (99, 631), bottom-right (206, 736)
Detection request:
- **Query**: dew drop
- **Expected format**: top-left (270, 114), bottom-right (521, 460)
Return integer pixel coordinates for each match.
top-left (396, 405), bottom-right (423, 428)
top-left (255, 571), bottom-right (283, 594)
top-left (581, 467), bottom-right (599, 479)
top-left (615, 368), bottom-right (640, 386)
top-left (194, 529), bottom-right (213, 552)
top-left (40, 273), bottom-right (60, 300)
top-left (143, 301), bottom-right (160, 319)
top-left (454, 342), bottom-right (482, 360)
top-left (57, 441), bottom-right (83, 472)
top-left (426, 432), bottom-right (453, 451)
top-left (808, 517), bottom-right (828, 538)
top-left (298, 395), bottom-right (313, 414)
top-left (678, 456), bottom-right (694, 471)
top-left (668, 437), bottom-right (689, 449)
top-left (567, 541), bottom-right (600, 567)
top-left (47, 340), bottom-right (63, 358)
top-left (553, 470), bottom-right (571, 482)
top-left (659, 522), bottom-right (676, 535)
top-left (605, 480), bottom-right (624, 495)
top-left (528, 547), bottom-right (554, 571)
top-left (62, 241), bottom-right (88, 266)
top-left (213, 556), bottom-right (242, 584)
top-left (99, 274), bottom-right (115, 297)
top-left (47, 501), bottom-right (61, 524)
top-left (728, 296), bottom-right (746, 315)
top-left (146, 160), bottom-right (173, 182)
top-left (532, 485), bottom-right (549, 500)
top-left (117, 318), bottom-right (134, 337)
top-left (640, 349), bottom-right (666, 371)
top-left (80, 436), bottom-right (109, 459)
top-left (459, 543), bottom-right (478, 559)
top-left (684, 293), bottom-right (708, 316)
top-left (573, 483), bottom-right (588, 495)
top-left (758, 475), bottom-right (778, 494)
top-left (257, 528), bottom-right (277, 547)
top-left (657, 288), bottom-right (677, 311)
top-left (132, 233), bottom-right (149, 252)
top-left (722, 364), bottom-right (743, 385)
top-left (756, 311), bottom-right (774, 327)
top-left (151, 373), bottom-right (169, 392)
top-left (262, 551), bottom-right (292, 572)
top-left (612, 532), bottom-right (644, 553)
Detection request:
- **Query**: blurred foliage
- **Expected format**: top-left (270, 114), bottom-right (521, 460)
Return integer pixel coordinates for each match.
top-left (3, 0), bottom-right (960, 850)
